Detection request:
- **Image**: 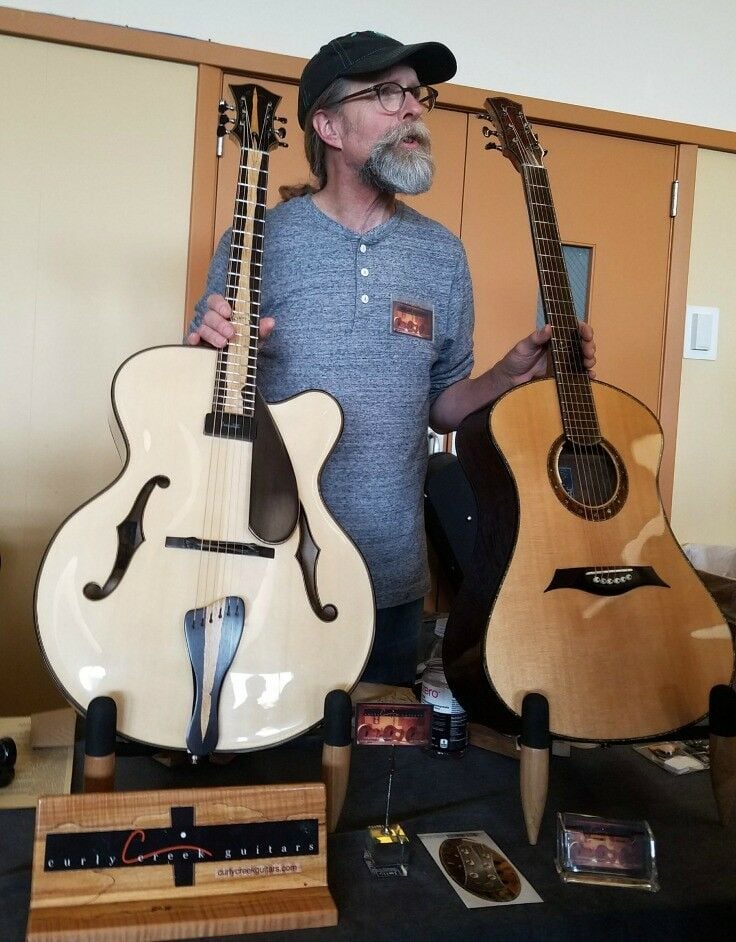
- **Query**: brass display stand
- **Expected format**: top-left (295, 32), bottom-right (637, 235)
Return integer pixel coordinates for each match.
top-left (26, 782), bottom-right (336, 941)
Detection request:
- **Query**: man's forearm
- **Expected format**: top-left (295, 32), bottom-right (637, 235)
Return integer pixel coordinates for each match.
top-left (429, 363), bottom-right (517, 433)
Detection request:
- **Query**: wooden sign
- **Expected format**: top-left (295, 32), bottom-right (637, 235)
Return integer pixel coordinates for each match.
top-left (26, 782), bottom-right (337, 941)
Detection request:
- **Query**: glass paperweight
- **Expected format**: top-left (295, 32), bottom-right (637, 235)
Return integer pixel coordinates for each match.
top-left (363, 823), bottom-right (410, 877)
top-left (556, 812), bottom-right (659, 892)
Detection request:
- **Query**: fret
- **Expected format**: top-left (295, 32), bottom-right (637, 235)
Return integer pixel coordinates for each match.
top-left (213, 134), bottom-right (270, 421)
top-left (518, 162), bottom-right (599, 441)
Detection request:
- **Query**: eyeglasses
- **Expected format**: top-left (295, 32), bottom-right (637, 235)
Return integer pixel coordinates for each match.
top-left (333, 81), bottom-right (438, 114)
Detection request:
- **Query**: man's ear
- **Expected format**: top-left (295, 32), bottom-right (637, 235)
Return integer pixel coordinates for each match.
top-left (312, 109), bottom-right (343, 150)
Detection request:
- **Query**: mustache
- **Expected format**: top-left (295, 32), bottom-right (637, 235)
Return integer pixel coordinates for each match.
top-left (377, 119), bottom-right (431, 151)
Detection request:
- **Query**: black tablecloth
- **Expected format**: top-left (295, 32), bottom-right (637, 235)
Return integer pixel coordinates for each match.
top-left (2, 732), bottom-right (735, 941)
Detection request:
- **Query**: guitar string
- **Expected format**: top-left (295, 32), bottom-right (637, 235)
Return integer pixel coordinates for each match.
top-left (527, 159), bottom-right (610, 570)
top-left (223, 143), bottom-right (267, 641)
top-left (230, 148), bottom-right (267, 635)
top-left (518, 156), bottom-right (590, 525)
top-left (197, 124), bottom-right (252, 636)
top-left (518, 136), bottom-right (602, 565)
top-left (532, 161), bottom-right (608, 541)
top-left (529, 164), bottom-right (599, 513)
top-left (196, 108), bottom-right (266, 724)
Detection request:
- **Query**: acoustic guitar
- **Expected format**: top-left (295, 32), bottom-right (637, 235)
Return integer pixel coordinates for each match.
top-left (35, 84), bottom-right (375, 754)
top-left (443, 98), bottom-right (733, 742)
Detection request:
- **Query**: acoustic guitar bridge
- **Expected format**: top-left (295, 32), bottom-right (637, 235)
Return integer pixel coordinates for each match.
top-left (545, 566), bottom-right (669, 596)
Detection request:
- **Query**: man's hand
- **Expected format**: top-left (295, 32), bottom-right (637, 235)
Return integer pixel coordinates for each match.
top-left (429, 321), bottom-right (596, 433)
top-left (187, 294), bottom-right (275, 347)
top-left (497, 321), bottom-right (596, 388)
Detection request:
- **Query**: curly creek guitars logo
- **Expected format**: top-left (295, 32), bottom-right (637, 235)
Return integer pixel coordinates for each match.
top-left (44, 805), bottom-right (318, 887)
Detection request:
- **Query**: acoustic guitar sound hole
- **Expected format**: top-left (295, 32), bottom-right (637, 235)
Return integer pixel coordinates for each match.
top-left (548, 437), bottom-right (627, 521)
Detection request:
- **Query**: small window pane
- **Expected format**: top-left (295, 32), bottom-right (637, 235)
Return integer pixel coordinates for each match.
top-left (536, 244), bottom-right (592, 329)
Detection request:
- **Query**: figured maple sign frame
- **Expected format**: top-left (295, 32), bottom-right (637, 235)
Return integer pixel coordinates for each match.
top-left (26, 782), bottom-right (336, 941)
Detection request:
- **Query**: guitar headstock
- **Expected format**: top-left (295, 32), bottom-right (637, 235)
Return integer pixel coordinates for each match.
top-left (478, 97), bottom-right (545, 173)
top-left (224, 83), bottom-right (287, 153)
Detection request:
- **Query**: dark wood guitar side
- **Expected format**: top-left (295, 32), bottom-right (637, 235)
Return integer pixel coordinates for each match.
top-left (442, 98), bottom-right (733, 743)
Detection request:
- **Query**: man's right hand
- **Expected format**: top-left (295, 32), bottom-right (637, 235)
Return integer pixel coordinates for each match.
top-left (187, 294), bottom-right (275, 347)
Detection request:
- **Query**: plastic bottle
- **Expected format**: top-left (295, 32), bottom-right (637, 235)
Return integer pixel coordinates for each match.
top-left (420, 617), bottom-right (467, 757)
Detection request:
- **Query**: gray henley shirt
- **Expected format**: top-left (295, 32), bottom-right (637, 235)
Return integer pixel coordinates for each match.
top-left (191, 195), bottom-right (474, 607)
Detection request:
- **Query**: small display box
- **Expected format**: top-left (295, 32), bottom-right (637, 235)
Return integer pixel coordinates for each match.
top-left (556, 812), bottom-right (659, 892)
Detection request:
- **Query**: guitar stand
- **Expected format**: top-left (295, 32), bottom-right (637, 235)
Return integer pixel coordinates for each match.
top-left (518, 692), bottom-right (550, 845)
top-left (516, 684), bottom-right (736, 845)
top-left (82, 688), bottom-right (354, 829)
top-left (321, 689), bottom-right (354, 832)
top-left (82, 695), bottom-right (118, 793)
top-left (709, 684), bottom-right (736, 825)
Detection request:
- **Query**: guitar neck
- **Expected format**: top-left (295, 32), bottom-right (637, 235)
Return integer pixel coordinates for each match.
top-left (521, 164), bottom-right (600, 446)
top-left (212, 145), bottom-right (269, 423)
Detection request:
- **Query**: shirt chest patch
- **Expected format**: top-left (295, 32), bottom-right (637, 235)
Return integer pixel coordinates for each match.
top-left (391, 299), bottom-right (434, 341)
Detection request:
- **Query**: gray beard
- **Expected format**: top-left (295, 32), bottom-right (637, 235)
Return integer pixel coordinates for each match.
top-left (358, 121), bottom-right (434, 195)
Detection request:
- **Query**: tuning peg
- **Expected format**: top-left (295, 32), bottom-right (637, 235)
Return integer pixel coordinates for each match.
top-left (215, 111), bottom-right (233, 157)
top-left (475, 111), bottom-right (491, 121)
top-left (482, 126), bottom-right (498, 139)
top-left (485, 142), bottom-right (499, 151)
top-left (275, 115), bottom-right (288, 124)
top-left (275, 127), bottom-right (287, 139)
top-left (218, 99), bottom-right (235, 114)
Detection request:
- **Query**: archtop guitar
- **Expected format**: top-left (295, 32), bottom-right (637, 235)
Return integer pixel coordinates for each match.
top-left (35, 84), bottom-right (375, 754)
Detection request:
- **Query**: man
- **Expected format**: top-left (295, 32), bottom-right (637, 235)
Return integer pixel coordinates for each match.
top-left (187, 31), bottom-right (596, 685)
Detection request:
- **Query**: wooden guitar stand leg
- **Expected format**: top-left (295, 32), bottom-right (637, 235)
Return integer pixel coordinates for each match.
top-left (709, 684), bottom-right (736, 825)
top-left (83, 695), bottom-right (117, 793)
top-left (321, 689), bottom-right (353, 833)
top-left (519, 692), bottom-right (550, 845)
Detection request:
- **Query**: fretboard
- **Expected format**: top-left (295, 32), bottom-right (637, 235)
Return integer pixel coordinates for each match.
top-left (522, 165), bottom-right (599, 446)
top-left (211, 146), bottom-right (269, 433)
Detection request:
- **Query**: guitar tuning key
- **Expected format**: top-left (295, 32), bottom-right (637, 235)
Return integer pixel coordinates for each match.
top-left (216, 114), bottom-right (231, 158)
top-left (482, 126), bottom-right (498, 139)
top-left (275, 115), bottom-right (288, 124)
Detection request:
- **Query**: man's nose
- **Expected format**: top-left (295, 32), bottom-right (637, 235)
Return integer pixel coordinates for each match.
top-left (401, 91), bottom-right (425, 120)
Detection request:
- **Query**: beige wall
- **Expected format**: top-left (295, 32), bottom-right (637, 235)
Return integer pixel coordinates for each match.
top-left (670, 149), bottom-right (736, 546)
top-left (4, 0), bottom-right (735, 131)
top-left (0, 35), bottom-right (197, 713)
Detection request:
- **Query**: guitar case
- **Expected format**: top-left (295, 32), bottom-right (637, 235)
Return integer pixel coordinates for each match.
top-left (424, 451), bottom-right (478, 595)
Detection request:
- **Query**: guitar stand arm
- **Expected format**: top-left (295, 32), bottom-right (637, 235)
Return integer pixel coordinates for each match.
top-left (321, 689), bottom-right (353, 833)
top-left (709, 684), bottom-right (736, 826)
top-left (83, 696), bottom-right (118, 793)
top-left (519, 692), bottom-right (550, 845)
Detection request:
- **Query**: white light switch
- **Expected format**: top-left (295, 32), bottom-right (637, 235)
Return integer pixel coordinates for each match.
top-left (684, 305), bottom-right (719, 360)
top-left (691, 310), bottom-right (712, 350)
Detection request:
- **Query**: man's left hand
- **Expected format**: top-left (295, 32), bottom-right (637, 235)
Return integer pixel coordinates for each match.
top-left (499, 321), bottom-right (596, 388)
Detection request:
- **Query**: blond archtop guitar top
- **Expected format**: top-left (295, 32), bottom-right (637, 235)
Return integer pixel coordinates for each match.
top-left (442, 97), bottom-right (733, 742)
top-left (35, 84), bottom-right (375, 754)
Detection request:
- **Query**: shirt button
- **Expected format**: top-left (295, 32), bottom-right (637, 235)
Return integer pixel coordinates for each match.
top-left (360, 294), bottom-right (369, 303)
top-left (361, 268), bottom-right (369, 276)
top-left (359, 244), bottom-right (367, 253)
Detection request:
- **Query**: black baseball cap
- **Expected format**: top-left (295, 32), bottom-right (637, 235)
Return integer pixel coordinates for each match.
top-left (298, 30), bottom-right (457, 128)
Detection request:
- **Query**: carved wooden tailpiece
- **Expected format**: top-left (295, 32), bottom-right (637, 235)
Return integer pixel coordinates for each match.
top-left (184, 596), bottom-right (245, 757)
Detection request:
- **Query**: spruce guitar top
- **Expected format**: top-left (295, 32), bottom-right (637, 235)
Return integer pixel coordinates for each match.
top-left (35, 84), bottom-right (375, 754)
top-left (443, 98), bottom-right (733, 742)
